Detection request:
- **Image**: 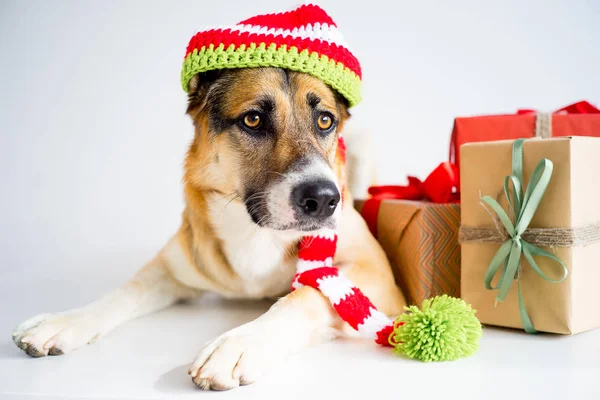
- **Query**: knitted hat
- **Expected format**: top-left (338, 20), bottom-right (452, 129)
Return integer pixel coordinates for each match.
top-left (180, 3), bottom-right (362, 106)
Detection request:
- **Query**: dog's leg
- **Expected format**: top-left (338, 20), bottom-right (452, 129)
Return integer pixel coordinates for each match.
top-left (188, 285), bottom-right (337, 390)
top-left (12, 253), bottom-right (199, 357)
top-left (188, 259), bottom-right (405, 391)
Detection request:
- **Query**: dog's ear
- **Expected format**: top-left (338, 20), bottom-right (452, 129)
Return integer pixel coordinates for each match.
top-left (186, 70), bottom-right (222, 115)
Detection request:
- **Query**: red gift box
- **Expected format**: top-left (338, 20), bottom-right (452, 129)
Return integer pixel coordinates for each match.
top-left (449, 101), bottom-right (600, 170)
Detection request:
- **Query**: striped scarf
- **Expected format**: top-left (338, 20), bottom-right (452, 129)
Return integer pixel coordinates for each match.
top-left (292, 232), bottom-right (396, 346)
top-left (291, 135), bottom-right (397, 348)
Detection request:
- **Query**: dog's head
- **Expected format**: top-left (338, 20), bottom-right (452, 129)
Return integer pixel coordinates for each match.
top-left (184, 67), bottom-right (350, 232)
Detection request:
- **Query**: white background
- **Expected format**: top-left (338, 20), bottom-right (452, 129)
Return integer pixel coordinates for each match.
top-left (1, 1), bottom-right (599, 399)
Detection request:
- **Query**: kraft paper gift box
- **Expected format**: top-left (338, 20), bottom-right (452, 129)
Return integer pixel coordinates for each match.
top-left (355, 198), bottom-right (461, 306)
top-left (459, 136), bottom-right (600, 334)
top-left (449, 100), bottom-right (600, 173)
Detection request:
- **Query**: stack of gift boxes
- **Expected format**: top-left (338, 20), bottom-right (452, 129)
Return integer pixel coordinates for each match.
top-left (356, 101), bottom-right (600, 334)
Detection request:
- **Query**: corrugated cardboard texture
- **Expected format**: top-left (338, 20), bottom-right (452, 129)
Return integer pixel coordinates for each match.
top-left (460, 137), bottom-right (600, 334)
top-left (355, 199), bottom-right (461, 306)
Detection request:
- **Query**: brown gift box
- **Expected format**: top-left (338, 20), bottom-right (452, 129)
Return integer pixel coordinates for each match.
top-left (355, 199), bottom-right (461, 306)
top-left (460, 137), bottom-right (600, 334)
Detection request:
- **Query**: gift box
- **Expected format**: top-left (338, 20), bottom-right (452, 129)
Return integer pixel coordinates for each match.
top-left (459, 136), bottom-right (600, 334)
top-left (449, 101), bottom-right (600, 172)
top-left (355, 199), bottom-right (461, 306)
top-left (355, 164), bottom-right (461, 306)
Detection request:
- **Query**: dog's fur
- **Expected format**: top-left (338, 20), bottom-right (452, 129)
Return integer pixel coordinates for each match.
top-left (12, 67), bottom-right (407, 390)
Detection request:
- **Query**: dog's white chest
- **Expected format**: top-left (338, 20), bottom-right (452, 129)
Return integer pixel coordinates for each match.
top-left (208, 196), bottom-right (302, 297)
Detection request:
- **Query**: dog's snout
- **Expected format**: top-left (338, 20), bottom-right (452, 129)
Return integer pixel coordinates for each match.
top-left (292, 180), bottom-right (340, 219)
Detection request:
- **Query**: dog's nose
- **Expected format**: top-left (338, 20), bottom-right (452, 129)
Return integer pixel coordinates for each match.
top-left (292, 180), bottom-right (340, 218)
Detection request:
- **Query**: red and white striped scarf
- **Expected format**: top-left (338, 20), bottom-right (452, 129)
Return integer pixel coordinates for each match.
top-left (291, 135), bottom-right (397, 347)
top-left (292, 232), bottom-right (396, 346)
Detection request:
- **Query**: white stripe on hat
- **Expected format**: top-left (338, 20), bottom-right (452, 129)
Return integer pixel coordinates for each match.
top-left (226, 23), bottom-right (352, 50)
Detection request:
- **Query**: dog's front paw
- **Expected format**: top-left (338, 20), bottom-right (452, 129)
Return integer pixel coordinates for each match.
top-left (188, 323), bottom-right (282, 391)
top-left (12, 313), bottom-right (103, 357)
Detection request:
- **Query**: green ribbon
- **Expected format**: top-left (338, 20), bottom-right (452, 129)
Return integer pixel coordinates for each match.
top-left (481, 139), bottom-right (568, 333)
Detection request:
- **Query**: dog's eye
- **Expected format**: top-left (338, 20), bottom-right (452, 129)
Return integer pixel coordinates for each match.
top-left (316, 112), bottom-right (334, 131)
top-left (242, 112), bottom-right (262, 130)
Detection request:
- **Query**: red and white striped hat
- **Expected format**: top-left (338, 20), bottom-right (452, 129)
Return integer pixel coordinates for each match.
top-left (181, 3), bottom-right (362, 106)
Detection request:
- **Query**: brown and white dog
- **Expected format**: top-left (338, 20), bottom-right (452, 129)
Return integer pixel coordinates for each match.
top-left (12, 67), bottom-right (407, 390)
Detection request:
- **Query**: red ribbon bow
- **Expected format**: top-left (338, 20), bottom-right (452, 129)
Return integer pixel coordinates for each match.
top-left (361, 162), bottom-right (460, 237)
top-left (516, 100), bottom-right (600, 115)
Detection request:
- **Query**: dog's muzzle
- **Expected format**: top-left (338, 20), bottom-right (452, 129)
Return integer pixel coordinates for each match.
top-left (248, 157), bottom-right (341, 231)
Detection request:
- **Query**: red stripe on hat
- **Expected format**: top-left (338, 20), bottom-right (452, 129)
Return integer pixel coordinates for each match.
top-left (185, 29), bottom-right (361, 78)
top-left (333, 288), bottom-right (375, 330)
top-left (238, 4), bottom-right (337, 30)
top-left (297, 235), bottom-right (337, 261)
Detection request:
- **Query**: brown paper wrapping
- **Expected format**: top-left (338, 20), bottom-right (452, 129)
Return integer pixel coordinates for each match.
top-left (355, 199), bottom-right (461, 306)
top-left (460, 137), bottom-right (600, 334)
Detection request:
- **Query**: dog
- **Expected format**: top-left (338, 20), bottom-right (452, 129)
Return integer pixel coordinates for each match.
top-left (12, 66), bottom-right (407, 390)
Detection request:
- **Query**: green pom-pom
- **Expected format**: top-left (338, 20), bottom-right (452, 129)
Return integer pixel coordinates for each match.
top-left (390, 295), bottom-right (482, 362)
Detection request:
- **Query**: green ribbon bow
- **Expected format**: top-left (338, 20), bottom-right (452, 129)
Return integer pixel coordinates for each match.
top-left (481, 139), bottom-right (569, 333)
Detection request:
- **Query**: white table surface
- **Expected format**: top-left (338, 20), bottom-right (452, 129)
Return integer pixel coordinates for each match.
top-left (1, 260), bottom-right (599, 400)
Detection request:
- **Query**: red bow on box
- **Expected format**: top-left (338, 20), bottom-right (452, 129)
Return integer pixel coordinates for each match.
top-left (516, 100), bottom-right (600, 115)
top-left (361, 162), bottom-right (460, 237)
